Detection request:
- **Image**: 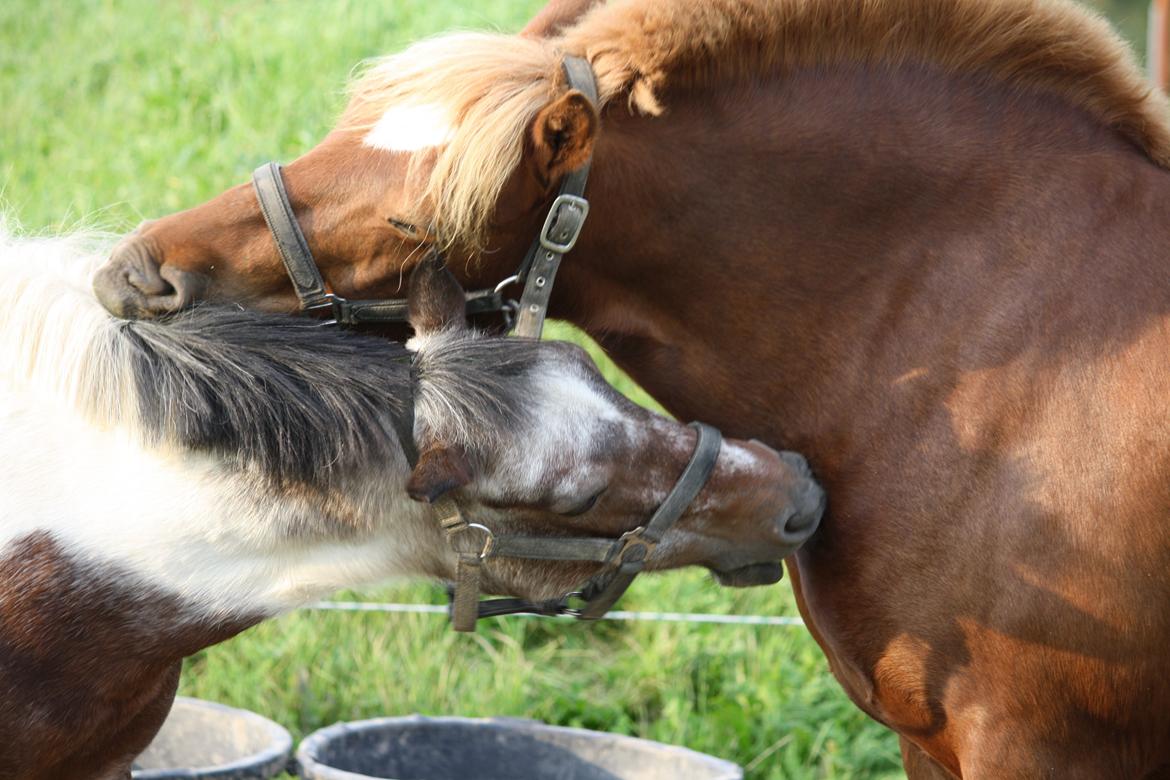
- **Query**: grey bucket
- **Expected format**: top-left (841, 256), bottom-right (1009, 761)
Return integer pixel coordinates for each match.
top-left (296, 715), bottom-right (743, 780)
top-left (131, 696), bottom-right (293, 779)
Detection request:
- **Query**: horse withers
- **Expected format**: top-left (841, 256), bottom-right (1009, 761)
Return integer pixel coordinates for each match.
top-left (0, 227), bottom-right (821, 780)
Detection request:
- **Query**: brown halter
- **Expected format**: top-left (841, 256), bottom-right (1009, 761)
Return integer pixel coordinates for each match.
top-left (251, 56), bottom-right (596, 339)
top-left (438, 421), bottom-right (723, 632)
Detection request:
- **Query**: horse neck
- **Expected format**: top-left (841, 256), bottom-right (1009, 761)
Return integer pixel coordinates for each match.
top-left (563, 62), bottom-right (1170, 455)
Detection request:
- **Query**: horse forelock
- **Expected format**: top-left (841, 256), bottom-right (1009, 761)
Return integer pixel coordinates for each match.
top-left (344, 33), bottom-right (564, 249)
top-left (410, 328), bottom-right (546, 458)
top-left (341, 0), bottom-right (1170, 249)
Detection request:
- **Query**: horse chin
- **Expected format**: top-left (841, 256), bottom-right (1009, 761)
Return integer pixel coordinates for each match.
top-left (710, 561), bottom-right (784, 588)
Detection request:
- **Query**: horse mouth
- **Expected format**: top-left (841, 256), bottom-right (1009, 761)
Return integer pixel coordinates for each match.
top-left (711, 561), bottom-right (784, 587)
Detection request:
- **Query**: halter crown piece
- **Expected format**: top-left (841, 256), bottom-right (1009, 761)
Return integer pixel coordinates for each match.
top-left (252, 58), bottom-right (727, 631)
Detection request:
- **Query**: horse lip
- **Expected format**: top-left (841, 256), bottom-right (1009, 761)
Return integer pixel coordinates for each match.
top-left (711, 561), bottom-right (784, 587)
top-left (776, 475), bottom-right (826, 543)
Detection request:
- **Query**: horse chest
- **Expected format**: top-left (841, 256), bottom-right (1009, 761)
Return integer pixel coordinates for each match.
top-left (0, 532), bottom-right (263, 779)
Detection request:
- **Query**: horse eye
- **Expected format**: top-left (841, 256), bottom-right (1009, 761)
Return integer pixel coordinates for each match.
top-left (387, 217), bottom-right (421, 237)
top-left (559, 488), bottom-right (605, 517)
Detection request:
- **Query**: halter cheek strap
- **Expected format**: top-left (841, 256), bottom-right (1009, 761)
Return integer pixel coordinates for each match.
top-left (510, 54), bottom-right (597, 338)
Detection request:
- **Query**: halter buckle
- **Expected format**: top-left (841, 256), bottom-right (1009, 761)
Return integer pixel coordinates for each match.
top-left (610, 526), bottom-right (657, 566)
top-left (539, 194), bottom-right (590, 254)
top-left (304, 294), bottom-right (342, 327)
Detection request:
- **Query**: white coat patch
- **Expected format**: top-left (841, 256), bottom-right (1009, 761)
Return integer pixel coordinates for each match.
top-left (364, 102), bottom-right (455, 152)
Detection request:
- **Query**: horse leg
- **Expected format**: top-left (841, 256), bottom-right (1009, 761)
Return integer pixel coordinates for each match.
top-left (900, 737), bottom-right (957, 779)
top-left (62, 662), bottom-right (182, 780)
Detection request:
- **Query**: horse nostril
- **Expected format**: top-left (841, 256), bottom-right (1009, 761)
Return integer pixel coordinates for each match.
top-left (126, 265), bottom-right (175, 298)
top-left (94, 235), bottom-right (209, 319)
top-left (790, 481), bottom-right (828, 530)
top-left (778, 450), bottom-right (813, 479)
top-left (779, 479), bottom-right (825, 539)
top-left (93, 263), bottom-right (139, 319)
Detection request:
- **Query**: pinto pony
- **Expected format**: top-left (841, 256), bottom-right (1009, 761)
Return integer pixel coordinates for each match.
top-left (92, 0), bottom-right (1170, 775)
top-left (0, 228), bottom-right (822, 780)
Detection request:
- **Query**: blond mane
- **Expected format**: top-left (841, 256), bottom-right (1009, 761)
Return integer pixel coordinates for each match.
top-left (345, 0), bottom-right (1170, 248)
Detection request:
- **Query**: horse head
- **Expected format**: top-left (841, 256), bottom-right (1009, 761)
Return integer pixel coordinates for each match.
top-left (93, 33), bottom-right (594, 322)
top-left (400, 256), bottom-right (824, 603)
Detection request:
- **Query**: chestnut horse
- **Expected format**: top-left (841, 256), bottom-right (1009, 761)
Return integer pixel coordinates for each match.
top-left (92, 0), bottom-right (1170, 775)
top-left (0, 229), bottom-right (821, 779)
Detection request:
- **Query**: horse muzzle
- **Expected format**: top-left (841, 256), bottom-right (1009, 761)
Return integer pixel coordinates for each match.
top-left (705, 447), bottom-right (825, 587)
top-left (94, 230), bottom-right (207, 319)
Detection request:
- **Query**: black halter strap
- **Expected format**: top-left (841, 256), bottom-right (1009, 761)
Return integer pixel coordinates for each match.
top-left (510, 54), bottom-right (596, 338)
top-left (250, 55), bottom-right (596, 333)
top-left (440, 422), bottom-right (723, 631)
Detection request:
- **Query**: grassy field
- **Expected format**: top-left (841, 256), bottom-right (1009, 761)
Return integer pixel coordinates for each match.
top-left (0, 1), bottom-right (1149, 777)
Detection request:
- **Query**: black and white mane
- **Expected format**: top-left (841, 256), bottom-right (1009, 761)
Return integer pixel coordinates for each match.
top-left (119, 308), bottom-right (413, 483)
top-left (0, 227), bottom-right (543, 487)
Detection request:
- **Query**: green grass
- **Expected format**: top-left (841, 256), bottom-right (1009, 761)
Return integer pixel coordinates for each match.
top-left (0, 1), bottom-right (1149, 777)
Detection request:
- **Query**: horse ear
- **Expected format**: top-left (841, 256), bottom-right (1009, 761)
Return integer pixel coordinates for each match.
top-left (529, 89), bottom-right (598, 186)
top-left (406, 442), bottom-right (473, 503)
top-left (408, 253), bottom-right (467, 335)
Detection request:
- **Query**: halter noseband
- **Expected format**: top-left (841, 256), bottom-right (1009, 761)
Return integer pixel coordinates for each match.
top-left (250, 57), bottom-right (726, 631)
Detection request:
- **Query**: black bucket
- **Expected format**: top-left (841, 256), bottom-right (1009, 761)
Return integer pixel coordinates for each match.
top-left (131, 697), bottom-right (293, 779)
top-left (296, 715), bottom-right (742, 780)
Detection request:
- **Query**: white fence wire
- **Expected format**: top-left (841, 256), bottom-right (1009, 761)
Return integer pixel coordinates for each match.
top-left (304, 601), bottom-right (805, 627)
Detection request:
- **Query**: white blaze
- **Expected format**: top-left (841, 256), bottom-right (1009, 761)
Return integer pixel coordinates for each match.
top-left (364, 102), bottom-right (455, 152)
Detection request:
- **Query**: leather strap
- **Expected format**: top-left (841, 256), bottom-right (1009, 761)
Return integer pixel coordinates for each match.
top-left (390, 358), bottom-right (419, 468)
top-left (451, 554), bottom-right (483, 633)
top-left (252, 162), bottom-right (329, 309)
top-left (512, 55), bottom-right (597, 339)
top-left (490, 534), bottom-right (615, 562)
top-left (437, 499), bottom-right (490, 632)
top-left (575, 422), bottom-right (722, 619)
top-left (444, 422), bottom-right (724, 630)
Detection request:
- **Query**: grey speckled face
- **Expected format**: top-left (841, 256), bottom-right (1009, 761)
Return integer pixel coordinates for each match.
top-left (400, 260), bottom-right (824, 603)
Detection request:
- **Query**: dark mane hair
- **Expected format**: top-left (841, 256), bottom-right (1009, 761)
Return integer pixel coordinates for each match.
top-left (120, 310), bottom-right (548, 486)
top-left (0, 231), bottom-right (554, 490)
top-left (123, 307), bottom-right (415, 485)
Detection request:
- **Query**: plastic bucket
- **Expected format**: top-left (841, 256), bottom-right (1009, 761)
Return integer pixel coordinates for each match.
top-left (131, 696), bottom-right (293, 779)
top-left (296, 715), bottom-right (742, 780)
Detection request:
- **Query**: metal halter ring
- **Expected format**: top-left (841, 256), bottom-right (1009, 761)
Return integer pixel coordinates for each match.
top-left (303, 294), bottom-right (341, 327)
top-left (493, 274), bottom-right (522, 294)
top-left (450, 523), bottom-right (496, 560)
top-left (610, 527), bottom-right (657, 565)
